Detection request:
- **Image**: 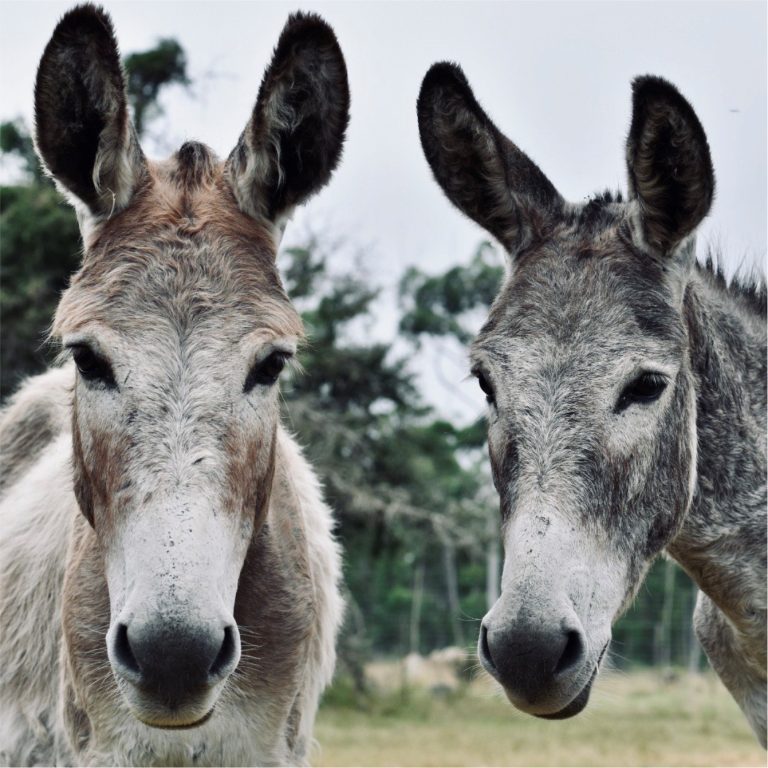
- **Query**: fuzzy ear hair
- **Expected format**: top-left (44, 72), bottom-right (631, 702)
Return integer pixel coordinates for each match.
top-left (34, 3), bottom-right (145, 218)
top-left (226, 12), bottom-right (350, 225)
top-left (417, 62), bottom-right (563, 257)
top-left (626, 76), bottom-right (715, 256)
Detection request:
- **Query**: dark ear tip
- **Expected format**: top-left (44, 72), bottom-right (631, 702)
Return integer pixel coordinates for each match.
top-left (417, 61), bottom-right (474, 123)
top-left (419, 62), bottom-right (469, 101)
top-left (279, 11), bottom-right (344, 53)
top-left (50, 3), bottom-right (115, 40)
top-left (629, 74), bottom-right (709, 146)
top-left (631, 74), bottom-right (693, 113)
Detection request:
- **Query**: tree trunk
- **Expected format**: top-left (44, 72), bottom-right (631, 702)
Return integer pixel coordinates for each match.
top-left (687, 587), bottom-right (703, 674)
top-left (409, 558), bottom-right (425, 654)
top-left (654, 558), bottom-right (676, 668)
top-left (442, 539), bottom-right (464, 647)
top-left (485, 506), bottom-right (500, 610)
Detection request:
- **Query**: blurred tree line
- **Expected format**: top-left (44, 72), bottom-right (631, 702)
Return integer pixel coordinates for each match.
top-left (0, 38), bottom-right (702, 678)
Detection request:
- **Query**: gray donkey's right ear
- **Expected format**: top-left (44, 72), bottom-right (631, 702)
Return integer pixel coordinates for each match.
top-left (226, 13), bottom-right (350, 227)
top-left (417, 63), bottom-right (563, 257)
top-left (34, 4), bottom-right (146, 218)
top-left (626, 76), bottom-right (715, 257)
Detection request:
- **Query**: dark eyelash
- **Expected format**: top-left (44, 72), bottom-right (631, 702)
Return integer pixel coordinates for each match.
top-left (70, 344), bottom-right (117, 389)
top-left (243, 351), bottom-right (290, 393)
top-left (472, 367), bottom-right (496, 405)
top-left (616, 371), bottom-right (668, 412)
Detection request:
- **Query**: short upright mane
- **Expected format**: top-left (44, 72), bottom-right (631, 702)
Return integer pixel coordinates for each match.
top-left (699, 252), bottom-right (767, 317)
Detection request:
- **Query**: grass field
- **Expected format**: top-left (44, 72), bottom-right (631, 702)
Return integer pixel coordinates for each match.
top-left (312, 670), bottom-right (763, 767)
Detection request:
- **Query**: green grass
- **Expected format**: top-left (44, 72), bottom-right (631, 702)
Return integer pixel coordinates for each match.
top-left (312, 670), bottom-right (763, 766)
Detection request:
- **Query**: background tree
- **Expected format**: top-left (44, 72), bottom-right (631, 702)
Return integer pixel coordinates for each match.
top-left (280, 239), bottom-right (492, 662)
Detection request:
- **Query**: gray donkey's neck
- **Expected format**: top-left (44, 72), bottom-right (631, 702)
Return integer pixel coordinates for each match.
top-left (668, 264), bottom-right (767, 622)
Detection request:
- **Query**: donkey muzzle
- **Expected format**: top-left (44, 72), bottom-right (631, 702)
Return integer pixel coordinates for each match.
top-left (108, 617), bottom-right (241, 726)
top-left (478, 604), bottom-right (597, 717)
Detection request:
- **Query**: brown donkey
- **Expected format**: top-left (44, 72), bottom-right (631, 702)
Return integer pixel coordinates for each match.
top-left (0, 5), bottom-right (349, 765)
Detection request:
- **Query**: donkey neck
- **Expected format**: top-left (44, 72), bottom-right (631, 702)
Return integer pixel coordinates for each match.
top-left (667, 266), bottom-right (767, 626)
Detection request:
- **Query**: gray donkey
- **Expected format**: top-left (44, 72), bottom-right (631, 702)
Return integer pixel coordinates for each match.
top-left (418, 65), bottom-right (766, 745)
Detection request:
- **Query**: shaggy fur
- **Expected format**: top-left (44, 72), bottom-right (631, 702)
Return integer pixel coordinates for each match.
top-left (1, 5), bottom-right (349, 765)
top-left (419, 66), bottom-right (766, 744)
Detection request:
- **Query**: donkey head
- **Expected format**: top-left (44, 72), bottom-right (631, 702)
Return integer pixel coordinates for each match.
top-left (37, 5), bottom-right (348, 728)
top-left (419, 65), bottom-right (713, 718)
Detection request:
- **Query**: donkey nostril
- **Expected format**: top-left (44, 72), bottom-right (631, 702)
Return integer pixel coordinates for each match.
top-left (554, 629), bottom-right (584, 676)
top-left (479, 624), bottom-right (497, 672)
top-left (209, 625), bottom-right (237, 679)
top-left (113, 623), bottom-right (141, 676)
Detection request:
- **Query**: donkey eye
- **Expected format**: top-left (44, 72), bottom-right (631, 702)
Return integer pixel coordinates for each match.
top-left (473, 368), bottom-right (496, 405)
top-left (244, 351), bottom-right (290, 393)
top-left (71, 345), bottom-right (117, 388)
top-left (616, 372), bottom-right (668, 412)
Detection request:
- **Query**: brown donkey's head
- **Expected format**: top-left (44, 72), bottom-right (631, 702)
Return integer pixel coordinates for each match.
top-left (36, 4), bottom-right (348, 728)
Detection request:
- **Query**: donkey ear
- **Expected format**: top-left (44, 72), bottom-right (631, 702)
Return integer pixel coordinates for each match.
top-left (417, 63), bottom-right (563, 257)
top-left (626, 76), bottom-right (714, 256)
top-left (226, 13), bottom-right (349, 225)
top-left (34, 4), bottom-right (145, 218)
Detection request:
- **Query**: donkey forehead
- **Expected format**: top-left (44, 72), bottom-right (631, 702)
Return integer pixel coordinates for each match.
top-left (55, 148), bottom-right (302, 342)
top-left (474, 241), bottom-right (685, 367)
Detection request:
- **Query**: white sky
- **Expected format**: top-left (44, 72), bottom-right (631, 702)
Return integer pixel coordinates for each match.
top-left (1, 1), bottom-right (766, 421)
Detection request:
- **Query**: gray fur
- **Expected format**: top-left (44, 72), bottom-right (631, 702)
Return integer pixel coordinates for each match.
top-left (419, 66), bottom-right (766, 744)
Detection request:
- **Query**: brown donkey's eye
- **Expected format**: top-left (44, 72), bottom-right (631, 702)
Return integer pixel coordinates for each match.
top-left (244, 352), bottom-right (290, 393)
top-left (473, 369), bottom-right (496, 405)
top-left (616, 372), bottom-right (667, 412)
top-left (71, 345), bottom-right (117, 389)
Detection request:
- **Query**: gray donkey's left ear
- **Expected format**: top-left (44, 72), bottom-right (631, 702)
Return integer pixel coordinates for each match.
top-left (226, 12), bottom-right (349, 225)
top-left (626, 76), bottom-right (715, 256)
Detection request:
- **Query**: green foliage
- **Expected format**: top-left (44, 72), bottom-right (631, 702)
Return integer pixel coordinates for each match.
top-left (0, 184), bottom-right (80, 395)
top-left (399, 241), bottom-right (503, 344)
top-left (124, 39), bottom-right (190, 137)
top-left (279, 242), bottom-right (492, 656)
top-left (0, 119), bottom-right (42, 182)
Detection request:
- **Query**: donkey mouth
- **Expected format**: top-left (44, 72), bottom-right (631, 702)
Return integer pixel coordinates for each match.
top-left (534, 667), bottom-right (596, 720)
top-left (136, 706), bottom-right (215, 730)
top-left (535, 642), bottom-right (608, 720)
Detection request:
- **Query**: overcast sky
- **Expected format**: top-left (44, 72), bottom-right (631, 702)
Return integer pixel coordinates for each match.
top-left (1, 1), bottom-right (765, 420)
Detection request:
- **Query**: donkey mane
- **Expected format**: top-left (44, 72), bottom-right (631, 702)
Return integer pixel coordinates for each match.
top-left (698, 253), bottom-right (767, 318)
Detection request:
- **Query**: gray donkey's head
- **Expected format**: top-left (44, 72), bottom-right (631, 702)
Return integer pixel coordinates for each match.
top-left (418, 66), bottom-right (714, 718)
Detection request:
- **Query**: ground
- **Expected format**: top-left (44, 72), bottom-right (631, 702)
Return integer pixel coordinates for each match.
top-left (313, 670), bottom-right (763, 767)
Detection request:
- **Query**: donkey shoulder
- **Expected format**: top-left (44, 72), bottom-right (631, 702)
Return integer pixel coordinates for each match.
top-left (1, 365), bottom-right (74, 498)
top-left (0, 368), bottom-right (77, 766)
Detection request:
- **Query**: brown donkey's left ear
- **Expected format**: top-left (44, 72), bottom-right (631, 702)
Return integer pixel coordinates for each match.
top-left (34, 3), bottom-right (146, 218)
top-left (626, 76), bottom-right (715, 256)
top-left (226, 12), bottom-right (350, 225)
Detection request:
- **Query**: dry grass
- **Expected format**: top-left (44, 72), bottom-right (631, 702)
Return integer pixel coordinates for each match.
top-left (312, 670), bottom-right (763, 767)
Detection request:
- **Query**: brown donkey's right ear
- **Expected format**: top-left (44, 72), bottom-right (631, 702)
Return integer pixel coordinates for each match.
top-left (226, 12), bottom-right (350, 227)
top-left (418, 62), bottom-right (563, 258)
top-left (34, 3), bottom-right (146, 218)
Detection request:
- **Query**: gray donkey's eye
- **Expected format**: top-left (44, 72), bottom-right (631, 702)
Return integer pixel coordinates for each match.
top-left (615, 372), bottom-right (667, 412)
top-left (473, 368), bottom-right (496, 405)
